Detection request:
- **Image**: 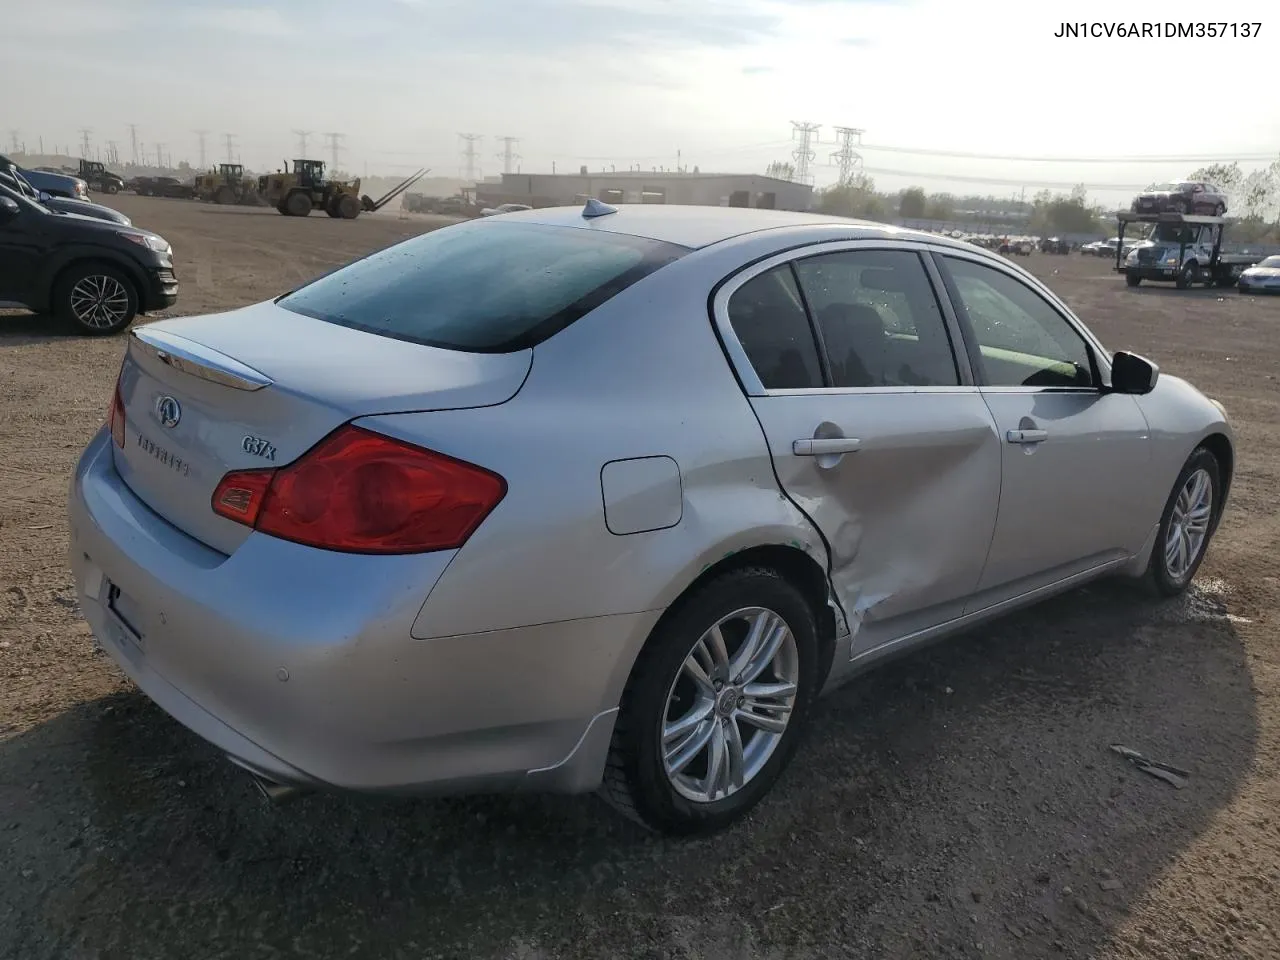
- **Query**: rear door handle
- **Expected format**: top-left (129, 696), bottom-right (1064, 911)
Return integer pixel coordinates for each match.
top-left (793, 438), bottom-right (862, 456)
top-left (1006, 428), bottom-right (1048, 444)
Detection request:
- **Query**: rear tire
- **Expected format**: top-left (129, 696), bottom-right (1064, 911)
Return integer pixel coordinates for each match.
top-left (599, 567), bottom-right (820, 835)
top-left (53, 261), bottom-right (139, 336)
top-left (285, 191), bottom-right (312, 217)
top-left (1125, 273), bottom-right (1142, 287)
top-left (338, 194), bottom-right (360, 219)
top-left (1146, 448), bottom-right (1221, 596)
top-left (105, 182), bottom-right (120, 195)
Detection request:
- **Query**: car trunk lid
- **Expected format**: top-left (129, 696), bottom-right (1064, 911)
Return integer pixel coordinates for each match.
top-left (112, 301), bottom-right (531, 554)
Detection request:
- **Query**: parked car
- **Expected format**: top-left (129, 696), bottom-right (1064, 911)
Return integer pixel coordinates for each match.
top-left (0, 181), bottom-right (177, 334)
top-left (1237, 254), bottom-right (1280, 294)
top-left (69, 206), bottom-right (1233, 835)
top-left (1040, 237), bottom-right (1070, 254)
top-left (1131, 181), bottom-right (1228, 217)
top-left (134, 176), bottom-right (196, 199)
top-left (0, 154), bottom-right (89, 200)
top-left (0, 161), bottom-right (132, 225)
top-left (480, 202), bottom-right (532, 216)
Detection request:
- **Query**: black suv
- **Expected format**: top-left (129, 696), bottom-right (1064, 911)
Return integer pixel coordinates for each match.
top-left (0, 182), bottom-right (178, 335)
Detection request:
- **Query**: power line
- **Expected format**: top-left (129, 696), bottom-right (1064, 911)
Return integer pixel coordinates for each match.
top-left (855, 163), bottom-right (1152, 191)
top-left (496, 136), bottom-right (521, 175)
top-left (790, 122), bottom-right (821, 185)
top-left (458, 133), bottom-right (482, 180)
top-left (855, 142), bottom-right (1280, 165)
top-left (830, 126), bottom-right (864, 186)
top-left (323, 132), bottom-right (344, 173)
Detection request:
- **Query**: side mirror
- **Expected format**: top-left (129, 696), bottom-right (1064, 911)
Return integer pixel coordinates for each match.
top-left (0, 196), bottom-right (19, 221)
top-left (1109, 350), bottom-right (1159, 395)
top-left (37, 190), bottom-right (52, 202)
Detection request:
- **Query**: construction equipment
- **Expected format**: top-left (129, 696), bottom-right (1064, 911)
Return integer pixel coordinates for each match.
top-left (194, 163), bottom-right (260, 205)
top-left (257, 160), bottom-right (429, 219)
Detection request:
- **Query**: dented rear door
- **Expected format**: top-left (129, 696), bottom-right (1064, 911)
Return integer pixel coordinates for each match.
top-left (713, 241), bottom-right (1003, 657)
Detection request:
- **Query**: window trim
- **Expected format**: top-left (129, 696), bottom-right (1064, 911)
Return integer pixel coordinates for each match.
top-left (928, 247), bottom-right (1112, 394)
top-left (711, 239), bottom-right (975, 397)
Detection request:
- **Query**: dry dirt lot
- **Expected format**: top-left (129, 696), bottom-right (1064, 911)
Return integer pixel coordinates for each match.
top-left (1, 196), bottom-right (1278, 960)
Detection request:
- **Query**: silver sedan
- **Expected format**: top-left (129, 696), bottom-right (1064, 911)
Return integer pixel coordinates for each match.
top-left (69, 204), bottom-right (1233, 834)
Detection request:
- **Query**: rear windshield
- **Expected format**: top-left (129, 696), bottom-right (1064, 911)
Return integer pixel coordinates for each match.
top-left (278, 220), bottom-right (688, 352)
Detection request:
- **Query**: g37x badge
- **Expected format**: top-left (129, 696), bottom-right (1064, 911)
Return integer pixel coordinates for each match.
top-left (242, 435), bottom-right (277, 462)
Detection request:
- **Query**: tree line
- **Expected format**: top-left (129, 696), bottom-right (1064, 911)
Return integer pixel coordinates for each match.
top-left (798, 158), bottom-right (1280, 242)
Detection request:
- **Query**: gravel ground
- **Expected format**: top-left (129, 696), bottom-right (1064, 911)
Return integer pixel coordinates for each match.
top-left (1, 197), bottom-right (1278, 959)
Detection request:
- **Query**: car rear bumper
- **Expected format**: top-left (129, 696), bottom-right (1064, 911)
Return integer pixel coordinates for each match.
top-left (68, 427), bottom-right (656, 796)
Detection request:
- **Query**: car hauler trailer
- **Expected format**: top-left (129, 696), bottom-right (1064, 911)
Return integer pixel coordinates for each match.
top-left (1115, 211), bottom-right (1258, 290)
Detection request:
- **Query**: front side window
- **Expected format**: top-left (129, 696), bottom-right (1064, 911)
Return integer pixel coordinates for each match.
top-left (792, 250), bottom-right (959, 387)
top-left (280, 220), bottom-right (686, 353)
top-left (725, 265), bottom-right (823, 390)
top-left (942, 257), bottom-right (1094, 389)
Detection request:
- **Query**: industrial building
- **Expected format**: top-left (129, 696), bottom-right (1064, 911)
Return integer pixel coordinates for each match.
top-left (474, 171), bottom-right (813, 212)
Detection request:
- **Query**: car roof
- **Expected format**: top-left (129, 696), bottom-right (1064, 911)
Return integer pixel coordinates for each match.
top-left (502, 203), bottom-right (946, 250)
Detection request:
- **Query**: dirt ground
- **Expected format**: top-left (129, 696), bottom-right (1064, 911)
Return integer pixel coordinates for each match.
top-left (1, 196), bottom-right (1278, 960)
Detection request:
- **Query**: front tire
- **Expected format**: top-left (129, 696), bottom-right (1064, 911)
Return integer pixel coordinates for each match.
top-left (1176, 262), bottom-right (1200, 289)
top-left (600, 568), bottom-right (820, 835)
top-left (285, 191), bottom-right (312, 217)
top-left (54, 261), bottom-right (139, 335)
top-left (1125, 273), bottom-right (1142, 287)
top-left (1147, 448), bottom-right (1221, 596)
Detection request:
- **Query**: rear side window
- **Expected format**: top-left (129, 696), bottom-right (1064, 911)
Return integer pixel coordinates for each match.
top-left (792, 250), bottom-right (959, 387)
top-left (726, 266), bottom-right (823, 390)
top-left (279, 220), bottom-right (687, 353)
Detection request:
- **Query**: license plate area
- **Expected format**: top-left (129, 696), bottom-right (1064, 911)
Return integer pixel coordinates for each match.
top-left (106, 581), bottom-right (145, 647)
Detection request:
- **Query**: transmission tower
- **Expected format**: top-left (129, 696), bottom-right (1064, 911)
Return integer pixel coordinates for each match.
top-left (323, 132), bottom-right (344, 173)
top-left (789, 122), bottom-right (821, 185)
top-left (79, 128), bottom-right (93, 159)
top-left (194, 130), bottom-right (208, 168)
top-left (495, 136), bottom-right (521, 175)
top-left (8, 130), bottom-right (19, 153)
top-left (830, 126), bottom-right (865, 186)
top-left (128, 124), bottom-right (140, 165)
top-left (223, 133), bottom-right (237, 163)
top-left (154, 143), bottom-right (166, 169)
top-left (458, 133), bottom-right (483, 180)
top-left (107, 140), bottom-right (119, 165)
top-left (293, 129), bottom-right (311, 158)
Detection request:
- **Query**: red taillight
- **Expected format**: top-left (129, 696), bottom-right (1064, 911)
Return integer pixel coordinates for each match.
top-left (108, 385), bottom-right (125, 448)
top-left (211, 424), bottom-right (507, 554)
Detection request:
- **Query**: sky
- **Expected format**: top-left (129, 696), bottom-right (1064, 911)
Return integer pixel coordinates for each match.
top-left (7, 0), bottom-right (1279, 207)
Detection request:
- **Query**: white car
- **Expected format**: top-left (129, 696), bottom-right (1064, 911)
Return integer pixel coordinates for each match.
top-left (1237, 255), bottom-right (1280, 294)
top-left (480, 203), bottom-right (532, 217)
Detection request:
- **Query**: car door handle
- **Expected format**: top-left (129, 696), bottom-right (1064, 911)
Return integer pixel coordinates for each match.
top-left (1006, 428), bottom-right (1048, 444)
top-left (793, 438), bottom-right (862, 456)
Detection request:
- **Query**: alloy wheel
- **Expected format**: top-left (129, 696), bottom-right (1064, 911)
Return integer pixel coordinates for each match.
top-left (1165, 467), bottom-right (1213, 581)
top-left (69, 275), bottom-right (130, 331)
top-left (660, 606), bottom-right (799, 804)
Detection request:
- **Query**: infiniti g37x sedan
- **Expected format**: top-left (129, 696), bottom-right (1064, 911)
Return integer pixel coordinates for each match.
top-left (69, 205), bottom-right (1233, 834)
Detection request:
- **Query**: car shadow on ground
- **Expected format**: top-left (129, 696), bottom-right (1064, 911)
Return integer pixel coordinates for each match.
top-left (0, 579), bottom-right (1255, 959)
top-left (0, 311), bottom-right (73, 345)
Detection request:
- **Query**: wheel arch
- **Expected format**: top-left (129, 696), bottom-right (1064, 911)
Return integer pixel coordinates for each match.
top-left (1198, 431), bottom-right (1234, 528)
top-left (40, 249), bottom-right (147, 315)
top-left (632, 542), bottom-right (839, 697)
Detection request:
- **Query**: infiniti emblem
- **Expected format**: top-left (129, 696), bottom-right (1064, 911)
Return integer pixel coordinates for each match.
top-left (155, 395), bottom-right (181, 429)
